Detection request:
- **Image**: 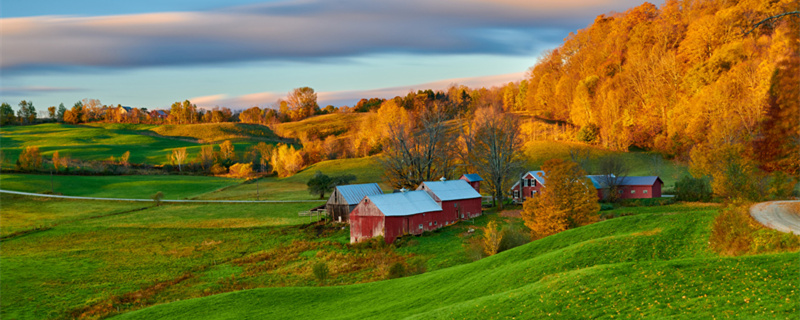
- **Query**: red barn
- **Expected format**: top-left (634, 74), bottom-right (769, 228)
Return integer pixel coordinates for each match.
top-left (417, 179), bottom-right (483, 221)
top-left (349, 190), bottom-right (444, 244)
top-left (459, 174), bottom-right (483, 193)
top-left (616, 176), bottom-right (663, 199)
top-left (510, 171), bottom-right (545, 203)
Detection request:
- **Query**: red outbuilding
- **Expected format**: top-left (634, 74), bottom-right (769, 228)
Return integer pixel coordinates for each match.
top-left (417, 178), bottom-right (483, 221)
top-left (615, 176), bottom-right (663, 199)
top-left (349, 190), bottom-right (444, 244)
top-left (459, 173), bottom-right (483, 193)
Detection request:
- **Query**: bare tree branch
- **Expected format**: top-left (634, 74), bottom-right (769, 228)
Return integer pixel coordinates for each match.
top-left (744, 11), bottom-right (800, 36)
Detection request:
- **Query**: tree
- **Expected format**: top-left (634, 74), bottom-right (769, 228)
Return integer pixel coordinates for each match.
top-left (120, 151), bottom-right (130, 167)
top-left (17, 100), bottom-right (35, 124)
top-left (218, 140), bottom-right (235, 166)
top-left (271, 143), bottom-right (304, 177)
top-left (0, 102), bottom-right (15, 126)
top-left (307, 171), bottom-right (357, 199)
top-left (312, 262), bottom-right (329, 284)
top-left (520, 159), bottom-right (600, 239)
top-left (466, 107), bottom-right (524, 209)
top-left (196, 145), bottom-right (215, 171)
top-left (380, 104), bottom-right (457, 189)
top-left (56, 103), bottom-right (66, 122)
top-left (597, 154), bottom-right (630, 202)
top-left (47, 106), bottom-right (56, 120)
top-left (52, 151), bottom-right (61, 171)
top-left (285, 87), bottom-right (320, 121)
top-left (240, 106), bottom-right (263, 124)
top-left (482, 220), bottom-right (503, 256)
top-left (252, 142), bottom-right (274, 173)
top-left (18, 146), bottom-right (42, 171)
top-left (171, 148), bottom-right (187, 172)
top-left (152, 191), bottom-right (164, 207)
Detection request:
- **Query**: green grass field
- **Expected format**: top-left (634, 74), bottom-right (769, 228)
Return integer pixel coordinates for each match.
top-left (273, 113), bottom-right (366, 140)
top-left (113, 203), bottom-right (798, 320)
top-left (196, 156), bottom-right (387, 200)
top-left (0, 123), bottom-right (282, 167)
top-left (0, 174), bottom-right (242, 199)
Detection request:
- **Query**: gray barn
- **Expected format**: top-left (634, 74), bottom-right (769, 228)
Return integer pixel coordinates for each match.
top-left (326, 183), bottom-right (383, 222)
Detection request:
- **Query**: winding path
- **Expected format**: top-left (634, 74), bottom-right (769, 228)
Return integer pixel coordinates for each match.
top-left (0, 189), bottom-right (323, 203)
top-left (749, 200), bottom-right (800, 234)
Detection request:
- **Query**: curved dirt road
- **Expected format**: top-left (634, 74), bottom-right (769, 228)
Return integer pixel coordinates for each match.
top-left (750, 200), bottom-right (800, 234)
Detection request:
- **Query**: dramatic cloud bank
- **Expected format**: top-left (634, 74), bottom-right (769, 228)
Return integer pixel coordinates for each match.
top-left (190, 71), bottom-right (527, 109)
top-left (1, 0), bottom-right (647, 72)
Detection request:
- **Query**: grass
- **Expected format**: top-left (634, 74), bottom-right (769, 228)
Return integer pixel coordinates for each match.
top-left (196, 156), bottom-right (387, 200)
top-left (272, 113), bottom-right (366, 140)
top-left (0, 123), bottom-right (282, 167)
top-left (113, 203), bottom-right (798, 320)
top-left (522, 140), bottom-right (689, 189)
top-left (0, 174), bottom-right (242, 199)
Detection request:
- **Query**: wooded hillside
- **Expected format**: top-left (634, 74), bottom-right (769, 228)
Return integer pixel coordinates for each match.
top-left (511, 0), bottom-right (798, 175)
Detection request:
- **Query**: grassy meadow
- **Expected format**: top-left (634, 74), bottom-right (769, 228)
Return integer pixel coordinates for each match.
top-left (0, 123), bottom-right (283, 167)
top-left (0, 174), bottom-right (242, 199)
top-left (114, 202), bottom-right (798, 320)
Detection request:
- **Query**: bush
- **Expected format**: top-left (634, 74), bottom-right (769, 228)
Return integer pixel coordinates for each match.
top-left (498, 224), bottom-right (530, 253)
top-left (387, 262), bottom-right (406, 279)
top-left (710, 203), bottom-right (800, 256)
top-left (576, 123), bottom-right (599, 143)
top-left (151, 191), bottom-right (164, 206)
top-left (675, 175), bottom-right (712, 201)
top-left (229, 163), bottom-right (253, 178)
top-left (211, 163), bottom-right (228, 175)
top-left (312, 262), bottom-right (329, 284)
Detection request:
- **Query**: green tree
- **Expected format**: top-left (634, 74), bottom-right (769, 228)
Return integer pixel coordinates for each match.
top-left (520, 159), bottom-right (600, 239)
top-left (307, 171), bottom-right (356, 199)
top-left (56, 103), bottom-right (66, 122)
top-left (0, 102), bottom-right (15, 126)
top-left (17, 100), bottom-right (35, 124)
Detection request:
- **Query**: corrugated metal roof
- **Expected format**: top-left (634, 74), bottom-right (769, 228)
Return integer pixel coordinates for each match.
top-left (619, 176), bottom-right (662, 186)
top-left (461, 173), bottom-right (484, 182)
top-left (419, 180), bottom-right (482, 201)
top-left (367, 190), bottom-right (442, 216)
top-left (335, 183), bottom-right (383, 205)
top-left (586, 175), bottom-right (613, 189)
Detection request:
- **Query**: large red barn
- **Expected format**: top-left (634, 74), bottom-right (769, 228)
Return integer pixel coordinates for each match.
top-left (417, 179), bottom-right (483, 221)
top-left (349, 190), bottom-right (444, 244)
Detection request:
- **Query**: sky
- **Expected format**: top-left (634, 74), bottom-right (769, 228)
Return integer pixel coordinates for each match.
top-left (0, 0), bottom-right (649, 110)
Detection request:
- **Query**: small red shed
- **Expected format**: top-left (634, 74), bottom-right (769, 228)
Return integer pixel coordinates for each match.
top-left (616, 176), bottom-right (663, 199)
top-left (349, 190), bottom-right (444, 244)
top-left (459, 174), bottom-right (483, 193)
top-left (417, 179), bottom-right (482, 221)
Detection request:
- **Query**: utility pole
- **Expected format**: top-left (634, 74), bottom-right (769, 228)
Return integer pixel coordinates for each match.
top-left (256, 178), bottom-right (259, 201)
top-left (50, 169), bottom-right (54, 194)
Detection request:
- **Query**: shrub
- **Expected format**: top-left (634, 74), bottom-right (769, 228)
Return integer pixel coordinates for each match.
top-left (151, 191), bottom-right (164, 207)
top-left (710, 203), bottom-right (800, 256)
top-left (312, 262), bottom-right (329, 284)
top-left (498, 224), bottom-right (530, 253)
top-left (211, 163), bottom-right (228, 175)
top-left (675, 175), bottom-right (712, 201)
top-left (576, 123), bottom-right (599, 143)
top-left (387, 262), bottom-right (406, 279)
top-left (229, 163), bottom-right (253, 178)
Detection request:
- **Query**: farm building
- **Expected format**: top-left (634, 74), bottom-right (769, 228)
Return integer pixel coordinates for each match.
top-left (417, 178), bottom-right (483, 221)
top-left (511, 172), bottom-right (663, 202)
top-left (349, 190), bottom-right (444, 244)
top-left (510, 170), bottom-right (545, 203)
top-left (459, 173), bottom-right (483, 193)
top-left (326, 183), bottom-right (383, 222)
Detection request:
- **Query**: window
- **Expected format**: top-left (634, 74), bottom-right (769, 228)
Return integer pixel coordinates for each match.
top-left (428, 222), bottom-right (432, 227)
top-left (514, 190), bottom-right (519, 198)
top-left (631, 190), bottom-right (636, 194)
top-left (418, 224), bottom-right (423, 230)
top-left (643, 190), bottom-right (648, 194)
top-left (434, 221), bottom-right (437, 225)
top-left (532, 179), bottom-right (537, 186)
top-left (527, 179), bottom-right (532, 186)
top-left (531, 191), bottom-right (534, 197)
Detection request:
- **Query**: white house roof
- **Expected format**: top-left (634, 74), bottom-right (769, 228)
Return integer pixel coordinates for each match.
top-left (335, 183), bottom-right (383, 205)
top-left (419, 180), bottom-right (481, 201)
top-left (366, 190), bottom-right (441, 216)
top-left (523, 171), bottom-right (546, 185)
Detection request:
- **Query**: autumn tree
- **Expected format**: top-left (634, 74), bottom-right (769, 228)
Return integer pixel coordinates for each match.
top-left (18, 146), bottom-right (42, 171)
top-left (597, 153), bottom-right (630, 202)
top-left (171, 147), bottom-right (187, 172)
top-left (120, 151), bottom-right (130, 167)
top-left (218, 140), bottom-right (235, 166)
top-left (47, 106), bottom-right (56, 120)
top-left (521, 159), bottom-right (600, 239)
top-left (252, 142), bottom-right (274, 173)
top-left (240, 106), bottom-right (263, 124)
top-left (482, 220), bottom-right (503, 256)
top-left (285, 87), bottom-right (320, 121)
top-left (380, 104), bottom-right (457, 189)
top-left (17, 100), bottom-right (35, 124)
top-left (465, 107), bottom-right (524, 209)
top-left (271, 143), bottom-right (304, 177)
top-left (52, 151), bottom-right (61, 171)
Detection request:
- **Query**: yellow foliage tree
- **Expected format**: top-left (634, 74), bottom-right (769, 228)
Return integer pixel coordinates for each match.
top-left (271, 143), bottom-right (305, 177)
top-left (520, 159), bottom-right (600, 239)
top-left (18, 146), bottom-right (42, 171)
top-left (482, 220), bottom-right (503, 256)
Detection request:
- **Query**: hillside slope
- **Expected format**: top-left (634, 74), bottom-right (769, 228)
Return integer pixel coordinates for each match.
top-left (115, 209), bottom-right (798, 319)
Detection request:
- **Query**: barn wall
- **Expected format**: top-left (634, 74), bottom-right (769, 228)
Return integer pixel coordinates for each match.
top-left (441, 198), bottom-right (482, 221)
top-left (618, 185), bottom-right (656, 199)
top-left (349, 203), bottom-right (385, 243)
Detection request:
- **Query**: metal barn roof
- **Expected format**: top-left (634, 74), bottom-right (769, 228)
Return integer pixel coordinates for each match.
top-left (419, 180), bottom-right (482, 201)
top-left (619, 176), bottom-right (663, 186)
top-left (366, 190), bottom-right (442, 216)
top-left (461, 173), bottom-right (484, 182)
top-left (586, 175), bottom-right (612, 189)
top-left (335, 183), bottom-right (383, 205)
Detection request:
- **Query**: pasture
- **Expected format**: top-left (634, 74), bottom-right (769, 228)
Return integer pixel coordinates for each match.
top-left (0, 174), bottom-right (242, 199)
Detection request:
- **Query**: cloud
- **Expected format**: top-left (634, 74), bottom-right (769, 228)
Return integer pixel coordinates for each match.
top-left (1, 0), bottom-right (648, 72)
top-left (0, 86), bottom-right (83, 96)
top-left (191, 71), bottom-right (526, 109)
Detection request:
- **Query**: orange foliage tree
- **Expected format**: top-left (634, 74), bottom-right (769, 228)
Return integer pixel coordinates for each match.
top-left (520, 159), bottom-right (600, 239)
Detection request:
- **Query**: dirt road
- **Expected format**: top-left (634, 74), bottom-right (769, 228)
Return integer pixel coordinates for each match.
top-left (749, 200), bottom-right (800, 234)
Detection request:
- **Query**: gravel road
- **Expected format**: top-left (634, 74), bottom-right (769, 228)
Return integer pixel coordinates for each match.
top-left (749, 200), bottom-right (800, 234)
